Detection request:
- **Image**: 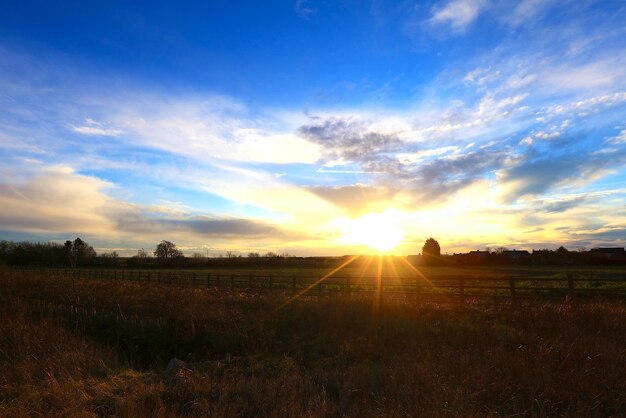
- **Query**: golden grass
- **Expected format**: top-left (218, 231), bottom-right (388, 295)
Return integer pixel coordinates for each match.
top-left (1, 268), bottom-right (625, 417)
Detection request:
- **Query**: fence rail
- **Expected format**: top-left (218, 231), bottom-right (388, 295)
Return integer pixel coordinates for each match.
top-left (11, 267), bottom-right (626, 301)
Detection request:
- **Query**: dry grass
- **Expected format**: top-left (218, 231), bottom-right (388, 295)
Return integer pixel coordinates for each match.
top-left (1, 268), bottom-right (625, 417)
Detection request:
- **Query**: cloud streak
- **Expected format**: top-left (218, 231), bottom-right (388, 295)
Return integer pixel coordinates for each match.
top-left (429, 0), bottom-right (487, 33)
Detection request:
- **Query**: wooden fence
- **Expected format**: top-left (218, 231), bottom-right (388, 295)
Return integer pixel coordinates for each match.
top-left (13, 268), bottom-right (626, 300)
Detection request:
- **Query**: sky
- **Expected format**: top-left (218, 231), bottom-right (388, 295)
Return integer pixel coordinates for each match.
top-left (1, 0), bottom-right (625, 256)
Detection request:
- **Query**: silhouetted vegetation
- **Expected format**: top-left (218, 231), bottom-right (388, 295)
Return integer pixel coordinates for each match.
top-left (154, 240), bottom-right (184, 260)
top-left (1, 238), bottom-right (625, 269)
top-left (421, 237), bottom-right (441, 265)
top-left (422, 237), bottom-right (441, 257)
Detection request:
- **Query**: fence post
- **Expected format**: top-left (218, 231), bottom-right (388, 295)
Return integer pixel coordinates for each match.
top-left (567, 273), bottom-right (574, 299)
top-left (509, 278), bottom-right (516, 300)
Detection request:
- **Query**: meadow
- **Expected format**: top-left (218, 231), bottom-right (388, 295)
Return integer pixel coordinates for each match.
top-left (34, 260), bottom-right (626, 299)
top-left (1, 267), bottom-right (625, 417)
top-left (126, 259), bottom-right (626, 281)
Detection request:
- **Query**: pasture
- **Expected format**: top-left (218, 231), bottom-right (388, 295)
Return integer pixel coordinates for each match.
top-left (23, 260), bottom-right (626, 299)
top-left (1, 267), bottom-right (625, 417)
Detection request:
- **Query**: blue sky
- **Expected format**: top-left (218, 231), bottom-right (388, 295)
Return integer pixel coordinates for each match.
top-left (1, 0), bottom-right (625, 255)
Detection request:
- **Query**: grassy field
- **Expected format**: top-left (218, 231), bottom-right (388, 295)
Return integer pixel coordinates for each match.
top-left (60, 261), bottom-right (626, 296)
top-left (140, 260), bottom-right (626, 281)
top-left (1, 268), bottom-right (625, 417)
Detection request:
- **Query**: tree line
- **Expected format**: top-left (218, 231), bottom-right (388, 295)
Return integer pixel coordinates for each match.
top-left (0, 239), bottom-right (312, 268)
top-left (0, 237), bottom-right (624, 268)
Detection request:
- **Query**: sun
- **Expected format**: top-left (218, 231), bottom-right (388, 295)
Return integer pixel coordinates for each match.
top-left (339, 211), bottom-right (404, 252)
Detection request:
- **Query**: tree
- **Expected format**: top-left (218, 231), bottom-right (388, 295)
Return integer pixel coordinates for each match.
top-left (154, 240), bottom-right (183, 259)
top-left (422, 238), bottom-right (441, 257)
top-left (66, 237), bottom-right (96, 267)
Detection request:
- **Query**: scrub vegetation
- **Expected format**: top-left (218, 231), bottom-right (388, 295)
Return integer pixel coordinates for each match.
top-left (1, 268), bottom-right (624, 417)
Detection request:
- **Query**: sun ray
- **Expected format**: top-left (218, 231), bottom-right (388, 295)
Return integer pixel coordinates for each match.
top-left (386, 255), bottom-right (400, 283)
top-left (397, 256), bottom-right (457, 303)
top-left (397, 256), bottom-right (430, 283)
top-left (374, 254), bottom-right (383, 311)
top-left (386, 255), bottom-right (406, 299)
top-left (263, 254), bottom-right (362, 319)
top-left (355, 254), bottom-right (375, 285)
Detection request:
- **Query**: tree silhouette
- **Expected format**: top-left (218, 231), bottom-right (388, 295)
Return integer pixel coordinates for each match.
top-left (422, 238), bottom-right (441, 257)
top-left (154, 240), bottom-right (183, 259)
top-left (65, 237), bottom-right (96, 267)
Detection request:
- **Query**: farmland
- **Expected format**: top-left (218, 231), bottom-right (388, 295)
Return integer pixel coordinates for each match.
top-left (1, 266), bottom-right (625, 417)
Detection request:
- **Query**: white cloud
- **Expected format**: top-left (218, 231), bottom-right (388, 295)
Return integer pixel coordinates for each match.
top-left (504, 0), bottom-right (555, 28)
top-left (429, 0), bottom-right (487, 33)
top-left (233, 130), bottom-right (321, 164)
top-left (109, 96), bottom-right (321, 165)
top-left (541, 92), bottom-right (626, 119)
top-left (534, 130), bottom-right (560, 140)
top-left (0, 167), bottom-right (117, 235)
top-left (607, 129), bottom-right (626, 144)
top-left (464, 67), bottom-right (501, 87)
top-left (72, 125), bottom-right (122, 136)
top-left (71, 118), bottom-right (122, 136)
top-left (396, 146), bottom-right (459, 164)
top-left (540, 60), bottom-right (626, 92)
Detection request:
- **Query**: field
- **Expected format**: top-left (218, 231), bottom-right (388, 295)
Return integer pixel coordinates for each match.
top-left (33, 260), bottom-right (626, 298)
top-left (122, 259), bottom-right (626, 281)
top-left (1, 267), bottom-right (625, 417)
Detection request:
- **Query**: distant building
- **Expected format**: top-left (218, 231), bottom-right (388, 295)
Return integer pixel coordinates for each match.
top-left (468, 250), bottom-right (490, 260)
top-left (590, 247), bottom-right (626, 260)
top-left (502, 249), bottom-right (531, 260)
